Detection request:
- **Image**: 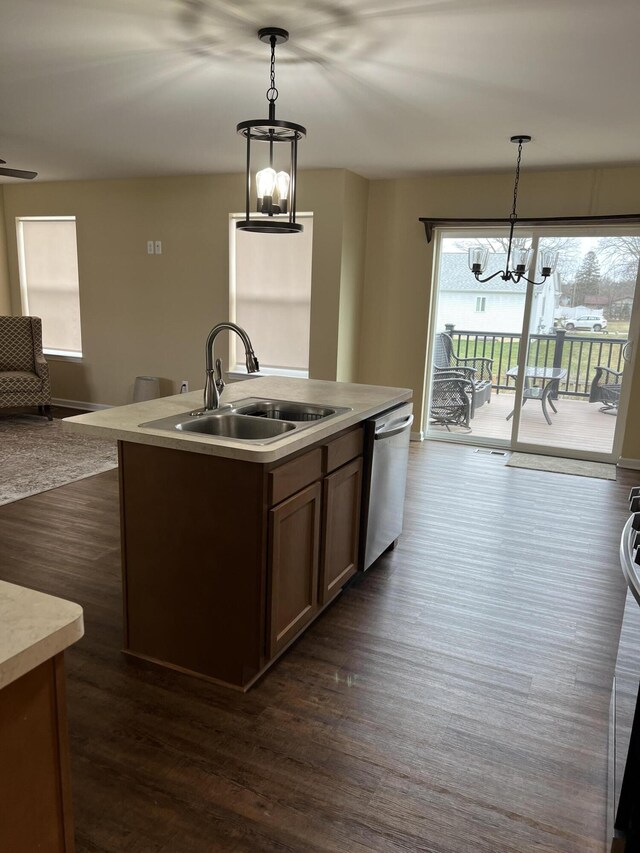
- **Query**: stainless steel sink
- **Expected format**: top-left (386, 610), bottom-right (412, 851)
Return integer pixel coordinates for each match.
top-left (176, 413), bottom-right (295, 440)
top-left (139, 397), bottom-right (351, 444)
top-left (234, 400), bottom-right (340, 421)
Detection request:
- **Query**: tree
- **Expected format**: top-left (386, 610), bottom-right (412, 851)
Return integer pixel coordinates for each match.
top-left (572, 251), bottom-right (602, 307)
top-left (595, 235), bottom-right (640, 282)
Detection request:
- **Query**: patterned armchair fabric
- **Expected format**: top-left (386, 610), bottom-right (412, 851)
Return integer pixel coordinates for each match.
top-left (0, 316), bottom-right (52, 418)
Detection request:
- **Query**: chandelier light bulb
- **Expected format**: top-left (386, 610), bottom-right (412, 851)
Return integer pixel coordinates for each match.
top-left (256, 167), bottom-right (277, 200)
top-left (276, 171), bottom-right (290, 202)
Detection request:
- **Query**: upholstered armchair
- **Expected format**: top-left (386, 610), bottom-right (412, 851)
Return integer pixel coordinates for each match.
top-left (0, 316), bottom-right (52, 419)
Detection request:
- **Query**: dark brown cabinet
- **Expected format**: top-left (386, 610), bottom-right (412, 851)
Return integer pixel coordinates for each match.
top-left (0, 656), bottom-right (76, 853)
top-left (268, 481), bottom-right (322, 656)
top-left (119, 423), bottom-right (365, 690)
top-left (320, 457), bottom-right (362, 605)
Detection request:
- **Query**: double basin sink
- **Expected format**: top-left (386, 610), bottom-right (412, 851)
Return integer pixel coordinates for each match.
top-left (140, 397), bottom-right (351, 444)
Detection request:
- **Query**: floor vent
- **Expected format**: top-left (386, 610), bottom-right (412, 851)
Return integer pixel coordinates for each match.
top-left (474, 449), bottom-right (508, 457)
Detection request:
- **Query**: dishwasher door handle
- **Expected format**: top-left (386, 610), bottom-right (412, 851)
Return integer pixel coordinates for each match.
top-left (374, 414), bottom-right (414, 440)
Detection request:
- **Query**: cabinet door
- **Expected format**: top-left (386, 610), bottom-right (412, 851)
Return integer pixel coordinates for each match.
top-left (320, 457), bottom-right (363, 606)
top-left (268, 481), bottom-right (322, 657)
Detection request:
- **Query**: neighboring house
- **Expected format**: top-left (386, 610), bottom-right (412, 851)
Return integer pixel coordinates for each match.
top-left (437, 252), bottom-right (558, 334)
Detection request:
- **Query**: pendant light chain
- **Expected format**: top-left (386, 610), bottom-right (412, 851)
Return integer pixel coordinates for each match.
top-left (510, 138), bottom-right (523, 224)
top-left (266, 37), bottom-right (279, 105)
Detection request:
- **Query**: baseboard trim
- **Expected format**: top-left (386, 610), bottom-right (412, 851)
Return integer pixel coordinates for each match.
top-left (410, 430), bottom-right (424, 442)
top-left (618, 457), bottom-right (640, 471)
top-left (52, 397), bottom-right (112, 412)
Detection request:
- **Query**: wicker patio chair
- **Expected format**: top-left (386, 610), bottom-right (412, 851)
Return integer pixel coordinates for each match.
top-left (433, 332), bottom-right (493, 410)
top-left (589, 365), bottom-right (623, 414)
top-left (430, 372), bottom-right (474, 430)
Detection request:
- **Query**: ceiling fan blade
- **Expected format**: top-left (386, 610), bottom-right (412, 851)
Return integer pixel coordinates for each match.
top-left (0, 167), bottom-right (37, 180)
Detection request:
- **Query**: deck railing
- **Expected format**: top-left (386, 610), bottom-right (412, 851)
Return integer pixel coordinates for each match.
top-left (446, 328), bottom-right (628, 398)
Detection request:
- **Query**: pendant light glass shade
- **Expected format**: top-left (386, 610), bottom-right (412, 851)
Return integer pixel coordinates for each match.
top-left (236, 28), bottom-right (306, 234)
top-left (539, 249), bottom-right (559, 276)
top-left (468, 247), bottom-right (489, 274)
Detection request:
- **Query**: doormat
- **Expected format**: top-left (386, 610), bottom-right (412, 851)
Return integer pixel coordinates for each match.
top-left (506, 452), bottom-right (616, 480)
top-left (0, 415), bottom-right (117, 506)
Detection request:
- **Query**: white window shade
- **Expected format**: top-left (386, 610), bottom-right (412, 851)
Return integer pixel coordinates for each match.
top-left (232, 216), bottom-right (312, 372)
top-left (17, 218), bottom-right (82, 355)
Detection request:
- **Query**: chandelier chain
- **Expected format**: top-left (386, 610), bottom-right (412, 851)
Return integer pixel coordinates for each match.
top-left (510, 139), bottom-right (523, 223)
top-left (266, 37), bottom-right (279, 104)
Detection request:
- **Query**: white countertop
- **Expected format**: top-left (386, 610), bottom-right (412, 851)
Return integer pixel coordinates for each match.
top-left (0, 581), bottom-right (84, 690)
top-left (63, 377), bottom-right (412, 463)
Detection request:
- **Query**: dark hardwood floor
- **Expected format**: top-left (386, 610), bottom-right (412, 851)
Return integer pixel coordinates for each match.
top-left (0, 442), bottom-right (635, 852)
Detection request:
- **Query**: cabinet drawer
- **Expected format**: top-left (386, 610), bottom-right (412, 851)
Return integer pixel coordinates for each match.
top-left (324, 427), bottom-right (363, 474)
top-left (269, 447), bottom-right (323, 506)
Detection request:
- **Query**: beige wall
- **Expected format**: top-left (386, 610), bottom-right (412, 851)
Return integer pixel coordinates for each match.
top-left (2, 170), bottom-right (355, 405)
top-left (359, 165), bottom-right (640, 457)
top-left (3, 161), bottom-right (640, 460)
top-left (336, 171), bottom-right (369, 382)
top-left (0, 189), bottom-right (11, 314)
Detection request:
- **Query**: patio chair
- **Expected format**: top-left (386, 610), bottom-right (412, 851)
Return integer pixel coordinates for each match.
top-left (0, 316), bottom-right (52, 419)
top-left (589, 365), bottom-right (623, 414)
top-left (430, 372), bottom-right (474, 430)
top-left (433, 332), bottom-right (493, 411)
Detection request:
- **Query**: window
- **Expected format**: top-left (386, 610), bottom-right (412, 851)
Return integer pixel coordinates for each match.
top-left (475, 296), bottom-right (487, 312)
top-left (16, 216), bottom-right (82, 357)
top-left (229, 213), bottom-right (313, 374)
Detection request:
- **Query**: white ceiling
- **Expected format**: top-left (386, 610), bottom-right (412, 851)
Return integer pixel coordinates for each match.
top-left (1, 0), bottom-right (639, 182)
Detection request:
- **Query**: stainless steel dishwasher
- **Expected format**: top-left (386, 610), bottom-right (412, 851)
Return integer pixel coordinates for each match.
top-left (359, 402), bottom-right (413, 571)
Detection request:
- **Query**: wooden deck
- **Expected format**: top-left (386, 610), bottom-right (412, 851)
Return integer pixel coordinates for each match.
top-left (429, 391), bottom-right (618, 455)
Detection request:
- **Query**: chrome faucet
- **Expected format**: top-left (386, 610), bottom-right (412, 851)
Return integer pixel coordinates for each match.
top-left (194, 322), bottom-right (259, 414)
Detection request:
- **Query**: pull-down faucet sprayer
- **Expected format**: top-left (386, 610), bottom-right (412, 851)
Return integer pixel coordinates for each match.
top-left (192, 322), bottom-right (259, 415)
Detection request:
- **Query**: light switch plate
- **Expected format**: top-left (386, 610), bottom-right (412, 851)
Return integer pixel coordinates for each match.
top-left (155, 240), bottom-right (162, 255)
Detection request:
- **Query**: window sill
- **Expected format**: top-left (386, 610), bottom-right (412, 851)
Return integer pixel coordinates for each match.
top-left (44, 351), bottom-right (84, 363)
top-left (227, 366), bottom-right (309, 382)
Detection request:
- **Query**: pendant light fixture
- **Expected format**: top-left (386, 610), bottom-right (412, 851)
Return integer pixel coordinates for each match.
top-left (236, 27), bottom-right (306, 234)
top-left (468, 136), bottom-right (558, 285)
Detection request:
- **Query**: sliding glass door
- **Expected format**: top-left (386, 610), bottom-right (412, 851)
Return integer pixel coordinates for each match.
top-left (513, 228), bottom-right (639, 459)
top-left (426, 227), bottom-right (640, 461)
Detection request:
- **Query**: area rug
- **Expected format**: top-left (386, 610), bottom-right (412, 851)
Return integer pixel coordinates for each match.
top-left (506, 452), bottom-right (616, 480)
top-left (0, 415), bottom-right (117, 506)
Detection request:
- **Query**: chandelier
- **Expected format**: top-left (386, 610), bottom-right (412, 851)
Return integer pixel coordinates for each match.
top-left (468, 136), bottom-right (558, 285)
top-left (236, 28), bottom-right (306, 234)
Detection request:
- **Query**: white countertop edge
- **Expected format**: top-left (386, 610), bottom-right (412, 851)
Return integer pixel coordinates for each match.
top-left (0, 582), bottom-right (85, 690)
top-left (62, 378), bottom-right (413, 463)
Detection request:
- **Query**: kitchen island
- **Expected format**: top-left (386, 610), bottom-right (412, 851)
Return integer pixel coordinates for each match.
top-left (64, 377), bottom-right (411, 690)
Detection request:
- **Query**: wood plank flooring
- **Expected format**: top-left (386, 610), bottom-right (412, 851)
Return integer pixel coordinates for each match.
top-left (0, 442), bottom-right (636, 852)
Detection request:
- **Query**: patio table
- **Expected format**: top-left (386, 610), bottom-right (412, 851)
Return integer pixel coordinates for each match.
top-left (505, 366), bottom-right (568, 426)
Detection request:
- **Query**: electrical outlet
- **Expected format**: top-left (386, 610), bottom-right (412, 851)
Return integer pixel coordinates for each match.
top-left (179, 380), bottom-right (189, 393)
top-left (147, 240), bottom-right (154, 255)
